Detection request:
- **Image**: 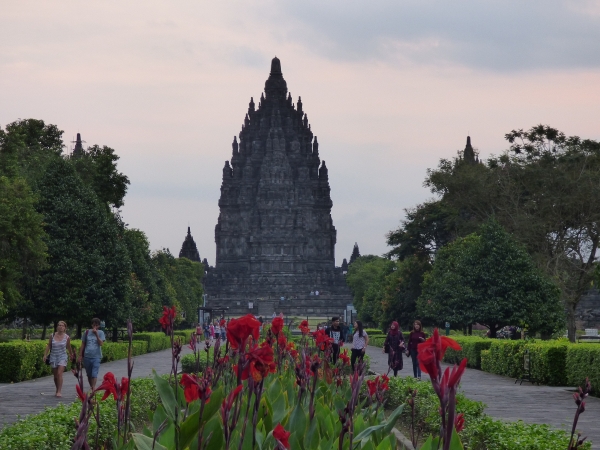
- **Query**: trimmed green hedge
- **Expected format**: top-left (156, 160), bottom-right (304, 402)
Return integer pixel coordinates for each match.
top-left (0, 376), bottom-right (161, 450)
top-left (481, 340), bottom-right (527, 378)
top-left (443, 336), bottom-right (493, 369)
top-left (132, 332), bottom-right (171, 352)
top-left (526, 341), bottom-right (569, 386)
top-left (566, 344), bottom-right (600, 396)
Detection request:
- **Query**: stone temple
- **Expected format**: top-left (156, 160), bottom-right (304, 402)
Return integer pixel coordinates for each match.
top-left (204, 57), bottom-right (353, 318)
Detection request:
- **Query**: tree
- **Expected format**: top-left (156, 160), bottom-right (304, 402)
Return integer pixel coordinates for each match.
top-left (345, 255), bottom-right (394, 324)
top-left (70, 145), bottom-right (129, 209)
top-left (380, 255), bottom-right (431, 330)
top-left (425, 125), bottom-right (600, 341)
top-left (34, 158), bottom-right (132, 335)
top-left (418, 220), bottom-right (564, 337)
top-left (0, 176), bottom-right (47, 315)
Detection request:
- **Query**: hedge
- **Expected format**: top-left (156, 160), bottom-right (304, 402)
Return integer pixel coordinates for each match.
top-left (443, 336), bottom-right (493, 369)
top-left (526, 341), bottom-right (569, 386)
top-left (481, 340), bottom-right (527, 378)
top-left (566, 344), bottom-right (600, 396)
top-left (0, 376), bottom-right (161, 450)
top-left (132, 332), bottom-right (171, 352)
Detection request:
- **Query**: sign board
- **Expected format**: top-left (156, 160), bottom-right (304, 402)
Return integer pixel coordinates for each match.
top-left (248, 302), bottom-right (254, 309)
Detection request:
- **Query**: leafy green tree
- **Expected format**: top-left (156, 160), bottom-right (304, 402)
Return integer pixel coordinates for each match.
top-left (380, 255), bottom-right (431, 330)
top-left (0, 177), bottom-right (47, 315)
top-left (345, 256), bottom-right (394, 324)
top-left (418, 220), bottom-right (564, 337)
top-left (34, 158), bottom-right (132, 335)
top-left (70, 145), bottom-right (129, 209)
top-left (425, 125), bottom-right (600, 340)
top-left (173, 257), bottom-right (204, 326)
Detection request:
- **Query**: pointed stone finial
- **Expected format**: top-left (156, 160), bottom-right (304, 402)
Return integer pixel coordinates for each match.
top-left (72, 132), bottom-right (86, 157)
top-left (297, 96), bottom-right (303, 114)
top-left (350, 242), bottom-right (361, 265)
top-left (187, 226), bottom-right (191, 235)
top-left (270, 56), bottom-right (282, 75)
top-left (303, 113), bottom-right (308, 128)
top-left (464, 135), bottom-right (476, 164)
top-left (232, 136), bottom-right (238, 154)
top-left (319, 160), bottom-right (328, 180)
top-left (313, 136), bottom-right (319, 155)
top-left (249, 97), bottom-right (255, 112)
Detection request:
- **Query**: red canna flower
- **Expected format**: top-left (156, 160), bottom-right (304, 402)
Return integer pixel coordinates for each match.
top-left (418, 328), bottom-right (461, 362)
top-left (159, 305), bottom-right (176, 330)
top-left (271, 317), bottom-right (284, 336)
top-left (179, 373), bottom-right (211, 403)
top-left (339, 349), bottom-right (350, 366)
top-left (313, 329), bottom-right (334, 351)
top-left (299, 320), bottom-right (310, 335)
top-left (244, 343), bottom-right (276, 382)
top-left (448, 358), bottom-right (467, 389)
top-left (454, 413), bottom-right (465, 432)
top-left (226, 314), bottom-right (261, 349)
top-left (221, 384), bottom-right (243, 415)
top-left (277, 333), bottom-right (287, 348)
top-left (96, 372), bottom-right (117, 401)
top-left (366, 378), bottom-right (377, 397)
top-left (76, 383), bottom-right (86, 402)
top-left (273, 423), bottom-right (291, 449)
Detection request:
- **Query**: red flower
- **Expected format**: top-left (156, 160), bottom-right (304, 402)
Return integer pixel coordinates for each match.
top-left (220, 319), bottom-right (226, 327)
top-left (159, 305), bottom-right (176, 330)
top-left (273, 423), bottom-right (291, 449)
top-left (366, 378), bottom-right (377, 397)
top-left (454, 413), bottom-right (465, 432)
top-left (226, 314), bottom-right (261, 349)
top-left (271, 317), bottom-right (284, 336)
top-left (96, 372), bottom-right (117, 401)
top-left (277, 333), bottom-right (287, 348)
top-left (418, 329), bottom-right (462, 378)
top-left (313, 329), bottom-right (333, 351)
top-left (179, 373), bottom-right (211, 403)
top-left (244, 343), bottom-right (276, 382)
top-left (339, 349), bottom-right (350, 366)
top-left (448, 358), bottom-right (467, 389)
top-left (76, 383), bottom-right (86, 402)
top-left (221, 384), bottom-right (243, 415)
top-left (299, 320), bottom-right (310, 335)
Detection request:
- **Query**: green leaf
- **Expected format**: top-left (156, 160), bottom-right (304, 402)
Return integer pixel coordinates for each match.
top-left (418, 435), bottom-right (440, 450)
top-left (271, 394), bottom-right (288, 425)
top-left (152, 369), bottom-right (177, 422)
top-left (289, 402), bottom-right (307, 443)
top-left (131, 433), bottom-right (169, 450)
top-left (448, 429), bottom-right (464, 450)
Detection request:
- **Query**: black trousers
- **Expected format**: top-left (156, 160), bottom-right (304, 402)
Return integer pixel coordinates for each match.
top-left (351, 348), bottom-right (364, 371)
top-left (331, 343), bottom-right (340, 364)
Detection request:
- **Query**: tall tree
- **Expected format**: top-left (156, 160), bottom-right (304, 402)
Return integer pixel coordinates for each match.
top-left (425, 125), bottom-right (600, 341)
top-left (418, 220), bottom-right (564, 337)
top-left (70, 145), bottom-right (129, 209)
top-left (34, 158), bottom-right (131, 335)
top-left (0, 176), bottom-right (47, 315)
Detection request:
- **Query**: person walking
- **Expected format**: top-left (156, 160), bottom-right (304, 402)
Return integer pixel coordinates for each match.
top-left (203, 322), bottom-right (210, 340)
top-left (195, 323), bottom-right (202, 343)
top-left (407, 320), bottom-right (426, 380)
top-left (78, 318), bottom-right (106, 390)
top-left (382, 321), bottom-right (405, 376)
top-left (325, 317), bottom-right (345, 364)
top-left (214, 321), bottom-right (221, 341)
top-left (219, 319), bottom-right (226, 340)
top-left (42, 320), bottom-right (74, 397)
top-left (209, 322), bottom-right (215, 340)
top-left (350, 320), bottom-right (368, 372)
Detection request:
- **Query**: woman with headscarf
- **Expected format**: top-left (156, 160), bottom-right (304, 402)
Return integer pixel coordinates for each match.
top-left (382, 321), bottom-right (405, 376)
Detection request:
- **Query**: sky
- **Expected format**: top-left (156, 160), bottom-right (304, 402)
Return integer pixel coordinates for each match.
top-left (2, 0), bottom-right (600, 264)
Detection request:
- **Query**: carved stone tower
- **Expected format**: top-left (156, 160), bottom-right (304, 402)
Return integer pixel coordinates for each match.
top-left (179, 227), bottom-right (201, 262)
top-left (204, 57), bottom-right (352, 317)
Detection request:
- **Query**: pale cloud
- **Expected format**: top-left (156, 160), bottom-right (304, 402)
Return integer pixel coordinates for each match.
top-left (1, 0), bottom-right (599, 263)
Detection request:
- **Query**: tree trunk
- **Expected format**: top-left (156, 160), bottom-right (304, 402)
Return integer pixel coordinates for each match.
top-left (112, 327), bottom-right (118, 343)
top-left (468, 324), bottom-right (473, 336)
top-left (41, 324), bottom-right (47, 340)
top-left (21, 317), bottom-right (27, 340)
top-left (566, 302), bottom-right (577, 343)
top-left (76, 323), bottom-right (82, 339)
top-left (489, 326), bottom-right (497, 339)
top-left (462, 326), bottom-right (467, 336)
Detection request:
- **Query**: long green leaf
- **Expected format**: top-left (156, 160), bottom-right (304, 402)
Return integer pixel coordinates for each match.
top-left (131, 433), bottom-right (169, 450)
top-left (152, 369), bottom-right (177, 422)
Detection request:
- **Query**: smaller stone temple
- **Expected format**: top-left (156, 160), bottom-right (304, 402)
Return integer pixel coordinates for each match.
top-left (179, 227), bottom-right (201, 262)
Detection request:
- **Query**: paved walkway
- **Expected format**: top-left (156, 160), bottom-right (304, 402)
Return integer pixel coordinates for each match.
top-left (0, 346), bottom-right (192, 428)
top-left (367, 345), bottom-right (600, 448)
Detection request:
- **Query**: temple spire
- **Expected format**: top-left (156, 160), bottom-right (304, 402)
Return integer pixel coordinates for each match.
top-left (463, 136), bottom-right (476, 164)
top-left (71, 132), bottom-right (86, 157)
top-left (179, 227), bottom-right (201, 262)
top-left (349, 242), bottom-right (361, 265)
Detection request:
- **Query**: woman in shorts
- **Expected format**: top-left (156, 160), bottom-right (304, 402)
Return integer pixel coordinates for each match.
top-left (42, 320), bottom-right (74, 397)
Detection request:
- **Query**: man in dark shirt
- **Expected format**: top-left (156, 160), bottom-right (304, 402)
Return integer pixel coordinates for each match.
top-left (326, 317), bottom-right (345, 364)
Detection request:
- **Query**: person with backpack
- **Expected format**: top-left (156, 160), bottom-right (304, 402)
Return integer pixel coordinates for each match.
top-left (42, 320), bottom-right (74, 397)
top-left (78, 318), bottom-right (106, 390)
top-left (325, 317), bottom-right (345, 364)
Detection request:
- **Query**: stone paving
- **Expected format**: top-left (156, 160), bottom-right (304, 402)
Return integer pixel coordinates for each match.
top-left (0, 346), bottom-right (192, 428)
top-left (366, 345), bottom-right (600, 448)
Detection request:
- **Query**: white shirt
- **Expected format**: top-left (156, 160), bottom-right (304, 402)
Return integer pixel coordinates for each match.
top-left (352, 331), bottom-right (368, 350)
